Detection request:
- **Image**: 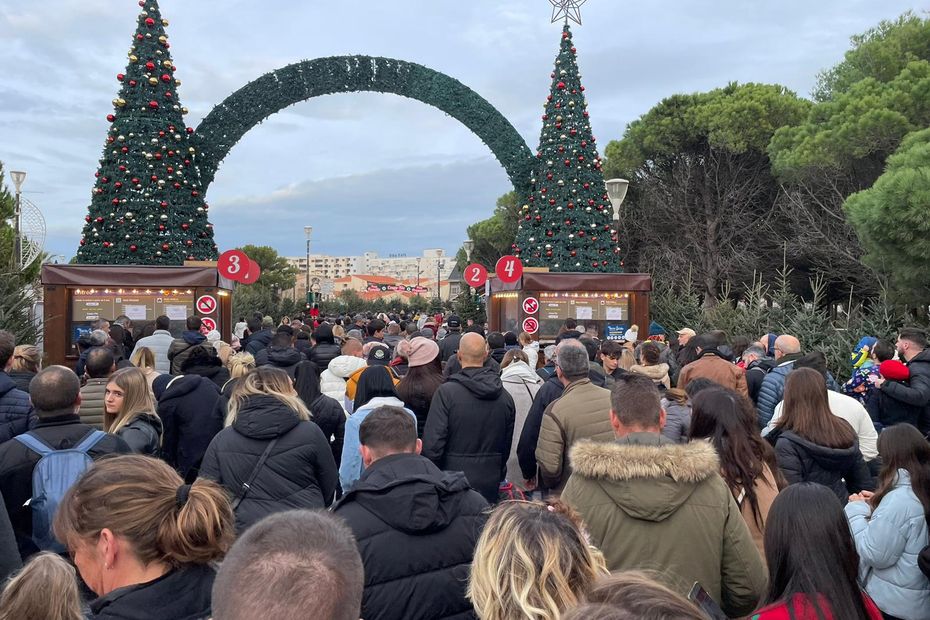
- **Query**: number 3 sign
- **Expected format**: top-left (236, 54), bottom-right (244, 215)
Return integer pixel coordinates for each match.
top-left (495, 255), bottom-right (523, 284)
top-left (217, 249), bottom-right (260, 285)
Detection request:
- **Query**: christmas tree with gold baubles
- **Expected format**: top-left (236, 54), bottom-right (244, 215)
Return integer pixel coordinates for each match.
top-left (77, 0), bottom-right (216, 265)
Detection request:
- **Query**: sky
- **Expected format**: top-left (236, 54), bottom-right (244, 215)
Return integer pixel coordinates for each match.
top-left (0, 0), bottom-right (920, 262)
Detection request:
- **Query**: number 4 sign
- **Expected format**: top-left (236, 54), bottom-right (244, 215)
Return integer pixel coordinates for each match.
top-left (495, 255), bottom-right (523, 284)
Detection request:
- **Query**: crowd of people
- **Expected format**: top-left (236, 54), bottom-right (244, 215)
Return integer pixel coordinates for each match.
top-left (0, 311), bottom-right (928, 619)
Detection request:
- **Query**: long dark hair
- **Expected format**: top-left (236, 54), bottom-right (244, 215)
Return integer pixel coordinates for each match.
top-left (354, 366), bottom-right (397, 411)
top-left (777, 368), bottom-right (856, 448)
top-left (395, 357), bottom-right (443, 415)
top-left (762, 483), bottom-right (872, 620)
top-left (871, 423), bottom-right (930, 514)
top-left (293, 361), bottom-right (323, 407)
top-left (689, 387), bottom-right (784, 528)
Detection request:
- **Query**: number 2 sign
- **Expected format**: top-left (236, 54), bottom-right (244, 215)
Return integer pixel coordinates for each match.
top-left (495, 255), bottom-right (523, 284)
top-left (464, 263), bottom-right (488, 287)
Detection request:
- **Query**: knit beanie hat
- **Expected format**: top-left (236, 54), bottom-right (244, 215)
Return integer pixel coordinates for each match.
top-left (852, 336), bottom-right (878, 368)
top-left (879, 360), bottom-right (910, 382)
top-left (407, 338), bottom-right (440, 368)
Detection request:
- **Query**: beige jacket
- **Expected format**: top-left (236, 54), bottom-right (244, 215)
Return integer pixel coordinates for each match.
top-left (630, 363), bottom-right (671, 388)
top-left (535, 378), bottom-right (614, 493)
top-left (79, 378), bottom-right (108, 429)
top-left (736, 464), bottom-right (780, 563)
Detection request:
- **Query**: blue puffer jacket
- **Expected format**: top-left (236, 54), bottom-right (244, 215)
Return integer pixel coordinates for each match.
top-left (0, 372), bottom-right (33, 444)
top-left (845, 469), bottom-right (930, 620)
top-left (756, 358), bottom-right (798, 428)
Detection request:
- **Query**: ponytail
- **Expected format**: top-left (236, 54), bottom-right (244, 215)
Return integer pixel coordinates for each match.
top-left (54, 455), bottom-right (233, 568)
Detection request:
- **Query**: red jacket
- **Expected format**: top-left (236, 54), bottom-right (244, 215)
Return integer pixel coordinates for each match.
top-left (752, 593), bottom-right (882, 619)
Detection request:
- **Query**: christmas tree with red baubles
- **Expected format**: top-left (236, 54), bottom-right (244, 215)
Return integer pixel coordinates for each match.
top-left (513, 23), bottom-right (621, 272)
top-left (76, 0), bottom-right (216, 265)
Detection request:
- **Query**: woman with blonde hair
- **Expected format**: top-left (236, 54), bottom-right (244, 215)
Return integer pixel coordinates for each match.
top-left (0, 552), bottom-right (83, 620)
top-left (221, 352), bottom-right (256, 398)
top-left (468, 500), bottom-right (607, 620)
top-left (199, 367), bottom-right (338, 531)
top-left (9, 344), bottom-right (40, 393)
top-left (105, 366), bottom-right (163, 456)
top-left (53, 456), bottom-right (233, 620)
top-left (130, 345), bottom-right (161, 391)
top-left (518, 332), bottom-right (539, 370)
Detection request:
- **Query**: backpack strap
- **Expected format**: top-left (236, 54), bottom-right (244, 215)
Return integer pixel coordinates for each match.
top-left (74, 430), bottom-right (107, 453)
top-left (13, 432), bottom-right (52, 456)
top-left (231, 438), bottom-right (279, 511)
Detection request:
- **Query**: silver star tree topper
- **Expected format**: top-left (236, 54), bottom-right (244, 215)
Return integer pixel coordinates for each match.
top-left (549, 0), bottom-right (586, 25)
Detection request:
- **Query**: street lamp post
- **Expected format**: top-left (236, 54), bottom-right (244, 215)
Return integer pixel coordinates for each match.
top-left (10, 170), bottom-right (26, 271)
top-left (436, 257), bottom-right (445, 301)
top-left (416, 257), bottom-right (422, 296)
top-left (605, 178), bottom-right (629, 221)
top-left (304, 226), bottom-right (313, 309)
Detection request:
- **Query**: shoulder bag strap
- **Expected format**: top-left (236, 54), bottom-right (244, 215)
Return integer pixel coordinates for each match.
top-left (230, 438), bottom-right (279, 511)
top-left (523, 379), bottom-right (537, 401)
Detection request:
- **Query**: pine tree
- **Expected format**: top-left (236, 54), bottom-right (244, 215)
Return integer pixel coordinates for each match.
top-left (513, 24), bottom-right (620, 273)
top-left (76, 0), bottom-right (216, 265)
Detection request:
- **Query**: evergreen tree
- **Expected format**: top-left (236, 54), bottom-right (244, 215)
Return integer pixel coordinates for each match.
top-left (76, 0), bottom-right (216, 265)
top-left (513, 24), bottom-right (619, 272)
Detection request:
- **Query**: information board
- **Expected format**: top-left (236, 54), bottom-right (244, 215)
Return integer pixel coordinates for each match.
top-left (72, 291), bottom-right (195, 324)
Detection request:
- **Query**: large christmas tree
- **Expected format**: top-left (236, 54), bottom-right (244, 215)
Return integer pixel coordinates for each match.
top-left (76, 0), bottom-right (216, 265)
top-left (513, 24), bottom-right (620, 272)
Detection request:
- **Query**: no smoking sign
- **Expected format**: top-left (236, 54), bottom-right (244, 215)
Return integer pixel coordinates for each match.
top-left (196, 295), bottom-right (217, 315)
top-left (200, 317), bottom-right (217, 332)
top-left (522, 317), bottom-right (539, 335)
top-left (522, 297), bottom-right (539, 315)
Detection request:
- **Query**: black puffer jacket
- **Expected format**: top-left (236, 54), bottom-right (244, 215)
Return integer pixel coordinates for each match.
top-left (306, 393), bottom-right (346, 465)
top-left (773, 429), bottom-right (873, 503)
top-left (90, 563), bottom-right (215, 620)
top-left (115, 412), bottom-right (163, 457)
top-left (154, 374), bottom-right (224, 480)
top-left (309, 343), bottom-right (341, 372)
top-left (422, 367), bottom-right (515, 504)
top-left (333, 453), bottom-right (487, 620)
top-left (243, 329), bottom-right (273, 356)
top-left (180, 346), bottom-right (230, 389)
top-left (199, 395), bottom-right (338, 531)
top-left (256, 346), bottom-right (305, 379)
top-left (7, 371), bottom-right (35, 394)
top-left (879, 348), bottom-right (930, 434)
top-left (0, 372), bottom-right (33, 445)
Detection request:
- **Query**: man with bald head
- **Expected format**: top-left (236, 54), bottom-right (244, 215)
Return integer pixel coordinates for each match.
top-left (756, 334), bottom-right (804, 427)
top-left (422, 332), bottom-right (516, 503)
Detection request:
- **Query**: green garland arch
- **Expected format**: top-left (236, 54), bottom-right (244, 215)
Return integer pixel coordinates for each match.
top-left (191, 55), bottom-right (535, 197)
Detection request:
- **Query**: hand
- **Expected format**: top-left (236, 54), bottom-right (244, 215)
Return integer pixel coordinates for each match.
top-left (849, 493), bottom-right (866, 503)
top-left (859, 490), bottom-right (874, 500)
top-left (871, 375), bottom-right (886, 388)
top-left (523, 478), bottom-right (538, 492)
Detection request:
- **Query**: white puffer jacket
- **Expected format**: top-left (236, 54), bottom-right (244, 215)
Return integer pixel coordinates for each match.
top-left (320, 355), bottom-right (368, 411)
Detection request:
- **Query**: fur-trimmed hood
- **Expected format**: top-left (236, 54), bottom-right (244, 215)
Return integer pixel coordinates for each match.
top-left (569, 435), bottom-right (721, 522)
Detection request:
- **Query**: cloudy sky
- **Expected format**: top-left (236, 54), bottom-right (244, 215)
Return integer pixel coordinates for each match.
top-left (0, 0), bottom-right (918, 262)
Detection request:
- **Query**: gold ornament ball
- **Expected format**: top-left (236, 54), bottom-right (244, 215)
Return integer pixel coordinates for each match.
top-left (148, 77), bottom-right (158, 85)
top-left (129, 54), bottom-right (138, 62)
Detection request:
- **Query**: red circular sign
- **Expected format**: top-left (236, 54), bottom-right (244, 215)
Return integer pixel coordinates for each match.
top-left (217, 249), bottom-right (248, 280)
top-left (238, 259), bottom-right (262, 284)
top-left (522, 317), bottom-right (539, 335)
top-left (200, 317), bottom-right (217, 332)
top-left (522, 296), bottom-right (539, 315)
top-left (464, 263), bottom-right (488, 287)
top-left (495, 255), bottom-right (523, 284)
top-left (196, 294), bottom-right (217, 315)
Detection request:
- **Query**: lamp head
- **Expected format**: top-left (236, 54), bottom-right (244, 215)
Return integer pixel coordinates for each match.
top-left (10, 171), bottom-right (26, 193)
top-left (304, 225), bottom-right (313, 237)
top-left (605, 178), bottom-right (629, 221)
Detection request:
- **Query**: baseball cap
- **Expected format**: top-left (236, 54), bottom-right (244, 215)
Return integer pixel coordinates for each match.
top-left (676, 328), bottom-right (696, 338)
top-left (446, 314), bottom-right (462, 329)
top-left (367, 343), bottom-right (391, 366)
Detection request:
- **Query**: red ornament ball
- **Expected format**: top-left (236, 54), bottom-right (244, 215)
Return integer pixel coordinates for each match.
top-left (145, 17), bottom-right (155, 27)
top-left (130, 245), bottom-right (138, 252)
top-left (557, 81), bottom-right (566, 90)
top-left (145, 61), bottom-right (155, 71)
top-left (570, 250), bottom-right (577, 257)
top-left (191, 190), bottom-right (199, 197)
top-left (148, 100), bottom-right (159, 109)
top-left (85, 215), bottom-right (91, 222)
top-left (161, 73), bottom-right (172, 82)
top-left (158, 224), bottom-right (166, 231)
top-left (116, 73), bottom-right (125, 81)
top-left (181, 223), bottom-right (190, 230)
top-left (185, 240), bottom-right (193, 247)
top-left (80, 239), bottom-right (86, 246)
top-left (129, 80), bottom-right (137, 87)
top-left (161, 243), bottom-right (170, 251)
top-left (186, 127), bottom-right (194, 134)
top-left (106, 114), bottom-right (115, 122)
top-left (103, 241), bottom-right (111, 248)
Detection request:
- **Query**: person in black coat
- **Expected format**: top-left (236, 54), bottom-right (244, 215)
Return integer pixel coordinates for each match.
top-left (872, 330), bottom-right (930, 435)
top-left (294, 330), bottom-right (313, 357)
top-left (180, 344), bottom-right (231, 388)
top-left (294, 361), bottom-right (345, 466)
top-left (199, 367), bottom-right (338, 532)
top-left (255, 332), bottom-right (306, 380)
top-left (243, 320), bottom-right (274, 357)
top-left (515, 372), bottom-right (565, 484)
top-left (422, 334), bottom-right (515, 504)
top-left (309, 323), bottom-right (342, 370)
top-left (0, 366), bottom-right (130, 559)
top-left (154, 373), bottom-right (224, 481)
top-left (770, 368), bottom-right (873, 504)
top-left (742, 344), bottom-right (775, 405)
top-left (333, 406), bottom-right (487, 620)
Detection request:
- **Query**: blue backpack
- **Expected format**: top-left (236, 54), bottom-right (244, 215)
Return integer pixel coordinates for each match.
top-left (14, 430), bottom-right (106, 551)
